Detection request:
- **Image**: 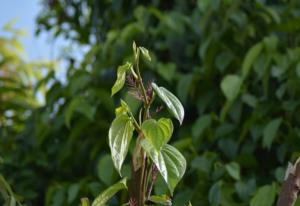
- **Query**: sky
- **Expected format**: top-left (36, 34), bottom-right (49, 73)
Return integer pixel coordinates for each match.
top-left (0, 0), bottom-right (59, 61)
top-left (0, 0), bottom-right (91, 85)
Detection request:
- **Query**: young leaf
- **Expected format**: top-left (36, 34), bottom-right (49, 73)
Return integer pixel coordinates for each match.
top-left (115, 100), bottom-right (131, 116)
top-left (149, 195), bottom-right (172, 205)
top-left (141, 140), bottom-right (186, 195)
top-left (81, 198), bottom-right (90, 206)
top-left (133, 41), bottom-right (137, 58)
top-left (139, 47), bottom-right (151, 61)
top-left (92, 178), bottom-right (127, 206)
top-left (152, 82), bottom-right (185, 124)
top-left (142, 118), bottom-right (173, 151)
top-left (111, 62), bottom-right (131, 96)
top-left (109, 114), bottom-right (135, 175)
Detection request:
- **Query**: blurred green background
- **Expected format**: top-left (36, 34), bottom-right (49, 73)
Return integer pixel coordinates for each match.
top-left (2, 0), bottom-right (300, 205)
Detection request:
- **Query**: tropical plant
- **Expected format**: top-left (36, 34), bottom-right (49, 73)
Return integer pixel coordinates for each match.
top-left (3, 0), bottom-right (300, 205)
top-left (84, 42), bottom-right (187, 206)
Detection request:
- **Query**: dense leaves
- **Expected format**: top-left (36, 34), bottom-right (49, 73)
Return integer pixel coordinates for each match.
top-left (2, 0), bottom-right (300, 205)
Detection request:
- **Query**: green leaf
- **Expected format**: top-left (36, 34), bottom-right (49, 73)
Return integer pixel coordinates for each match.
top-left (242, 42), bottom-right (263, 79)
top-left (250, 184), bottom-right (276, 206)
top-left (220, 75), bottom-right (242, 102)
top-left (235, 179), bottom-right (256, 201)
top-left (115, 100), bottom-right (131, 116)
top-left (186, 202), bottom-right (192, 206)
top-left (109, 114), bottom-right (135, 175)
top-left (65, 97), bottom-right (96, 128)
top-left (133, 41), bottom-right (137, 58)
top-left (111, 62), bottom-right (131, 96)
top-left (81, 198), bottom-right (90, 206)
top-left (141, 140), bottom-right (186, 195)
top-left (192, 114), bottom-right (212, 141)
top-left (92, 178), bottom-right (127, 206)
top-left (142, 118), bottom-right (173, 151)
top-left (152, 82), bottom-right (185, 124)
top-left (0, 174), bottom-right (22, 206)
top-left (97, 154), bottom-right (116, 185)
top-left (149, 195), bottom-right (172, 205)
top-left (67, 183), bottom-right (80, 203)
top-left (209, 181), bottom-right (222, 205)
top-left (139, 46), bottom-right (151, 61)
top-left (177, 74), bottom-right (193, 104)
top-left (225, 162), bottom-right (240, 181)
top-left (263, 118), bottom-right (282, 149)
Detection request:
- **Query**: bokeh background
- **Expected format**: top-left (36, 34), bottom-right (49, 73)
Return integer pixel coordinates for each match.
top-left (1, 0), bottom-right (300, 205)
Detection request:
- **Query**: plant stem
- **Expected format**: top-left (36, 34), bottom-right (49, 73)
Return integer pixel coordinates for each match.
top-left (139, 151), bottom-right (146, 205)
top-left (131, 49), bottom-right (154, 206)
top-left (135, 53), bottom-right (148, 105)
top-left (146, 164), bottom-right (155, 200)
top-left (128, 112), bottom-right (141, 132)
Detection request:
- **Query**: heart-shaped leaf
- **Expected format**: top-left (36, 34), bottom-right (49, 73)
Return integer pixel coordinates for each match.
top-left (92, 178), bottom-right (127, 206)
top-left (152, 83), bottom-right (185, 124)
top-left (109, 114), bottom-right (134, 175)
top-left (141, 140), bottom-right (186, 195)
top-left (142, 118), bottom-right (173, 151)
top-left (111, 62), bottom-right (131, 96)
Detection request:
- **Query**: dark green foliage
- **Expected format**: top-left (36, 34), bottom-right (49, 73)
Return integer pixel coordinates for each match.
top-left (2, 0), bottom-right (300, 205)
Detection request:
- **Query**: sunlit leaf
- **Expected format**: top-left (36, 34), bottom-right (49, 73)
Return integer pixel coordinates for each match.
top-left (139, 46), bottom-right (151, 61)
top-left (149, 195), bottom-right (172, 205)
top-left (152, 83), bottom-right (184, 124)
top-left (81, 198), bottom-right (90, 206)
top-left (111, 62), bottom-right (131, 96)
top-left (109, 114), bottom-right (135, 175)
top-left (142, 118), bottom-right (173, 151)
top-left (141, 140), bottom-right (186, 195)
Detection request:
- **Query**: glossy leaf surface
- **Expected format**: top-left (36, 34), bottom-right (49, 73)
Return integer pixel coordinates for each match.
top-left (152, 83), bottom-right (184, 124)
top-left (142, 118), bottom-right (173, 151)
top-left (109, 114), bottom-right (134, 175)
top-left (141, 140), bottom-right (186, 195)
